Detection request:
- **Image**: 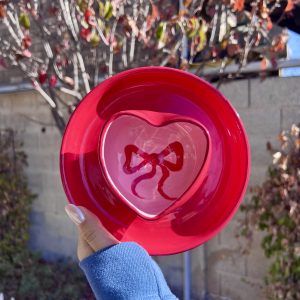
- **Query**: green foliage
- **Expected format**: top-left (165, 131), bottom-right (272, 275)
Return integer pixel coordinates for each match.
top-left (240, 124), bottom-right (300, 300)
top-left (0, 129), bottom-right (34, 261)
top-left (0, 129), bottom-right (94, 299)
top-left (0, 250), bottom-right (94, 300)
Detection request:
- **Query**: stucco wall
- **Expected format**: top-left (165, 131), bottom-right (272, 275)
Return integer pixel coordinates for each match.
top-left (0, 76), bottom-right (299, 299)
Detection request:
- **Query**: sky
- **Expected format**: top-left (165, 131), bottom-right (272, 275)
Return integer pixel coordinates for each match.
top-left (280, 29), bottom-right (300, 77)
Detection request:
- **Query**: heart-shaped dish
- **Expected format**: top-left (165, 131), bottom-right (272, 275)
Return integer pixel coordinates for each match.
top-left (99, 110), bottom-right (211, 220)
top-left (60, 66), bottom-right (250, 255)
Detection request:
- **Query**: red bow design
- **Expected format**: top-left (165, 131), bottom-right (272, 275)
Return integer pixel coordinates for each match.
top-left (123, 142), bottom-right (184, 200)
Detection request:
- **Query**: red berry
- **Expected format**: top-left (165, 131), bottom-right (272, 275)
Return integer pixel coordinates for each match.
top-left (49, 75), bottom-right (57, 87)
top-left (84, 9), bottom-right (93, 22)
top-left (38, 71), bottom-right (47, 84)
top-left (22, 35), bottom-right (32, 49)
top-left (80, 28), bottom-right (91, 40)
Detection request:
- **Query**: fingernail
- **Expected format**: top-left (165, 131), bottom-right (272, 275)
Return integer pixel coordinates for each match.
top-left (65, 204), bottom-right (85, 225)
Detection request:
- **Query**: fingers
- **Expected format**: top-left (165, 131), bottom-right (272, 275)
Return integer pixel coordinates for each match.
top-left (65, 204), bottom-right (119, 257)
top-left (77, 235), bottom-right (93, 261)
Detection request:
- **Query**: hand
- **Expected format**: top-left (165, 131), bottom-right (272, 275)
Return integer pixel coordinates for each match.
top-left (65, 204), bottom-right (119, 261)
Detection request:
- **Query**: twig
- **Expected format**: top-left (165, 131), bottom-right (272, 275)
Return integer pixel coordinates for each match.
top-left (2, 18), bottom-right (21, 47)
top-left (43, 41), bottom-right (53, 59)
top-left (235, 0), bottom-right (260, 77)
top-left (60, 86), bottom-right (82, 100)
top-left (70, 2), bottom-right (80, 35)
top-left (95, 23), bottom-right (110, 46)
top-left (192, 0), bottom-right (206, 15)
top-left (72, 53), bottom-right (79, 91)
top-left (6, 8), bottom-right (24, 40)
top-left (52, 88), bottom-right (75, 107)
top-left (53, 62), bottom-right (64, 81)
top-left (93, 48), bottom-right (100, 86)
top-left (47, 85), bottom-right (66, 134)
top-left (160, 41), bottom-right (181, 66)
top-left (269, 0), bottom-right (282, 15)
top-left (179, 0), bottom-right (189, 61)
top-left (209, 3), bottom-right (220, 46)
top-left (109, 17), bottom-right (119, 76)
top-left (77, 51), bottom-right (91, 93)
top-left (122, 37), bottom-right (128, 67)
top-left (32, 80), bottom-right (57, 108)
top-left (129, 2), bottom-right (138, 62)
top-left (215, 57), bottom-right (230, 89)
top-left (59, 0), bottom-right (78, 43)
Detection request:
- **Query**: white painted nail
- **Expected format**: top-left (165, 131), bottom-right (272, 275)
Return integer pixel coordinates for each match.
top-left (65, 204), bottom-right (85, 225)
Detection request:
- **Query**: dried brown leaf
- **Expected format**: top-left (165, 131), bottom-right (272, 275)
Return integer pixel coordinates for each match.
top-left (285, 0), bottom-right (295, 12)
top-left (146, 0), bottom-right (160, 31)
top-left (0, 3), bottom-right (6, 18)
top-left (184, 0), bottom-right (193, 7)
top-left (233, 0), bottom-right (244, 12)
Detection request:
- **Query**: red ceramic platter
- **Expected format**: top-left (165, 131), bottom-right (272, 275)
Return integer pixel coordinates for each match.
top-left (60, 67), bottom-right (250, 255)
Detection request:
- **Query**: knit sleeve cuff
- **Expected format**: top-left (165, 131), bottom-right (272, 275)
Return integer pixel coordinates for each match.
top-left (79, 242), bottom-right (161, 300)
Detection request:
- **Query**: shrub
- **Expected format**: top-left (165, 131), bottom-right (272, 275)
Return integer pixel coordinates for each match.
top-left (0, 129), bottom-right (94, 299)
top-left (240, 124), bottom-right (300, 300)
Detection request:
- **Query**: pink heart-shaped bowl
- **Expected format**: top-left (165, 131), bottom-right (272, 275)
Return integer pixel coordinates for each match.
top-left (60, 66), bottom-right (250, 255)
top-left (99, 110), bottom-right (211, 220)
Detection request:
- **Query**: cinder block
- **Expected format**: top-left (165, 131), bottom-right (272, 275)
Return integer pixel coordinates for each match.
top-left (31, 195), bottom-right (56, 214)
top-left (211, 248), bottom-right (246, 277)
top-left (55, 194), bottom-right (69, 214)
top-left (281, 105), bottom-right (300, 130)
top-left (217, 79), bottom-right (249, 109)
top-left (248, 135), bottom-right (275, 166)
top-left (18, 111), bottom-right (54, 128)
top-left (22, 131), bottom-right (39, 150)
top-left (191, 247), bottom-right (205, 297)
top-left (251, 77), bottom-right (300, 108)
top-left (25, 171), bottom-right (44, 194)
top-left (29, 224), bottom-right (52, 254)
top-left (212, 227), bottom-right (247, 276)
top-left (220, 271), bottom-right (264, 300)
top-left (0, 95), bottom-right (13, 111)
top-left (38, 129), bottom-right (62, 151)
top-left (10, 114), bottom-right (29, 131)
top-left (206, 269), bottom-right (222, 297)
top-left (29, 210), bottom-right (45, 228)
top-left (55, 235), bottom-right (77, 259)
top-left (239, 108), bottom-right (281, 138)
top-left (43, 212), bottom-right (76, 238)
top-left (9, 92), bottom-right (35, 110)
top-left (29, 211), bottom-right (74, 252)
top-left (0, 112), bottom-right (30, 131)
top-left (207, 233), bottom-right (221, 249)
top-left (42, 171), bottom-right (64, 191)
top-left (0, 113), bottom-right (11, 127)
top-left (220, 217), bottom-right (243, 248)
top-left (155, 253), bottom-right (183, 269)
top-left (26, 152), bottom-right (56, 171)
top-left (155, 253), bottom-right (183, 297)
top-left (29, 224), bottom-right (77, 260)
top-left (248, 165), bottom-right (268, 187)
top-left (246, 248), bottom-right (270, 279)
top-left (9, 91), bottom-right (58, 116)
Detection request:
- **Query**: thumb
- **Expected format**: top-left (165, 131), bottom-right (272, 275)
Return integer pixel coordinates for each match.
top-left (65, 204), bottom-right (119, 253)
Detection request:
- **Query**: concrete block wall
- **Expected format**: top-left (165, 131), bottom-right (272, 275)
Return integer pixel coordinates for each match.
top-left (0, 76), bottom-right (299, 299)
top-left (191, 76), bottom-right (300, 300)
top-left (0, 91), bottom-right (77, 260)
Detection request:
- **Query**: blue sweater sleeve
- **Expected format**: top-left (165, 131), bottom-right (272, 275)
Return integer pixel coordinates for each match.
top-left (79, 242), bottom-right (178, 300)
